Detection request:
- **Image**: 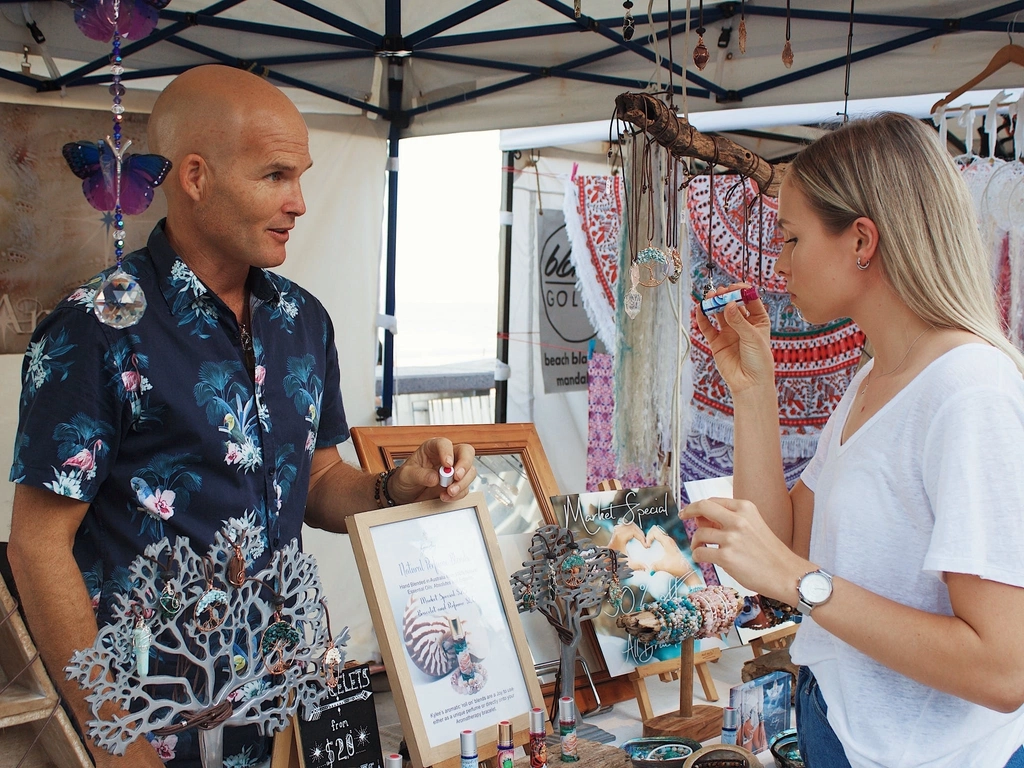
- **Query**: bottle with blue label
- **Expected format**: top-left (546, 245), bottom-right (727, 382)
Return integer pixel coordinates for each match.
top-left (460, 729), bottom-right (479, 768)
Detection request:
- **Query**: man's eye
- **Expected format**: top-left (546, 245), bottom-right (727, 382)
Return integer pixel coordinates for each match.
top-left (266, 172), bottom-right (282, 181)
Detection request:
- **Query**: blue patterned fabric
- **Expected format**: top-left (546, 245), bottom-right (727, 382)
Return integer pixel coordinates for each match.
top-left (10, 220), bottom-right (348, 767)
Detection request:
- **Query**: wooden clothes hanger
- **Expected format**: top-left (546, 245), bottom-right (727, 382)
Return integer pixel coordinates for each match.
top-left (932, 43), bottom-right (1024, 114)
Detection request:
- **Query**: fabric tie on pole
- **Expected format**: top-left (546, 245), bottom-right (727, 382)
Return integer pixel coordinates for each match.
top-left (933, 104), bottom-right (948, 150)
top-left (987, 91), bottom-right (1009, 159)
top-left (959, 105), bottom-right (978, 158)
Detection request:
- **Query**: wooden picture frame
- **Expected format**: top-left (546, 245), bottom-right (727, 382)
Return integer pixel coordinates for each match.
top-left (351, 424), bottom-right (624, 710)
top-left (348, 493), bottom-right (545, 768)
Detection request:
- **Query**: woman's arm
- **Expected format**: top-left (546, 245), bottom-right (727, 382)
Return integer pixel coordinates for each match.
top-left (694, 288), bottom-right (801, 548)
top-left (688, 497), bottom-right (1024, 712)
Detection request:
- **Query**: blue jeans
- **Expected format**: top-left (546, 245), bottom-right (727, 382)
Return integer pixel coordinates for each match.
top-left (795, 667), bottom-right (1024, 768)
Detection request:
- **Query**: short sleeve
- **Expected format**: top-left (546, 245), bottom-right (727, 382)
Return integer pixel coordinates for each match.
top-left (315, 311), bottom-right (349, 448)
top-left (922, 386), bottom-right (1024, 588)
top-left (10, 307), bottom-right (125, 502)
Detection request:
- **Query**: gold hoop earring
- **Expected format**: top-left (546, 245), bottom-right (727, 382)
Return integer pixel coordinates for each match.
top-left (856, 256), bottom-right (870, 271)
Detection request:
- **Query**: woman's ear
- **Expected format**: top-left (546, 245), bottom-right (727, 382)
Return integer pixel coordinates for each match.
top-left (851, 216), bottom-right (880, 268)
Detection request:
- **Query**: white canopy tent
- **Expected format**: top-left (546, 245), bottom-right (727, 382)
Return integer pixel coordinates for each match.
top-left (2, 0), bottom-right (1024, 662)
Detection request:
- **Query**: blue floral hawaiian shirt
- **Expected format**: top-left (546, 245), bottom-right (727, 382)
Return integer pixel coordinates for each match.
top-left (10, 220), bottom-right (349, 767)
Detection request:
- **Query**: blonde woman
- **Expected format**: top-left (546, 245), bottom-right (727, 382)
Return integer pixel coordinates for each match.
top-left (684, 112), bottom-right (1024, 768)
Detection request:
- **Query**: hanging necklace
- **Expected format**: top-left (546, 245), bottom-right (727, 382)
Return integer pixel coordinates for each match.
top-left (860, 325), bottom-right (935, 397)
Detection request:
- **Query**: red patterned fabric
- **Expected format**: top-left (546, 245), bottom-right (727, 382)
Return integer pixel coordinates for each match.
top-left (576, 175), bottom-right (622, 309)
top-left (686, 175), bottom-right (865, 457)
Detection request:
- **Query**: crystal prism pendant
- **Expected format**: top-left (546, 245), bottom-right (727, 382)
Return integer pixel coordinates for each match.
top-left (625, 288), bottom-right (642, 319)
top-left (782, 40), bottom-right (794, 68)
top-left (93, 269), bottom-right (147, 328)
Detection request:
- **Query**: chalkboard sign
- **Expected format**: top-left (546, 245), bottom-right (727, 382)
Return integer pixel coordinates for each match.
top-left (298, 664), bottom-right (384, 768)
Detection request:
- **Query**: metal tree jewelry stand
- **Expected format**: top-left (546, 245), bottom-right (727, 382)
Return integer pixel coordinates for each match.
top-left (64, 522), bottom-right (343, 768)
top-left (617, 588), bottom-right (742, 742)
top-left (510, 524), bottom-right (632, 711)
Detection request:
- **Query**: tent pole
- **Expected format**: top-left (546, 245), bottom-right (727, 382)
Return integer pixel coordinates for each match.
top-left (495, 150), bottom-right (516, 423)
top-left (379, 118), bottom-right (399, 422)
top-left (379, 0), bottom-right (404, 421)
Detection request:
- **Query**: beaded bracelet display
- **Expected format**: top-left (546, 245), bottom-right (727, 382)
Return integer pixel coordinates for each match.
top-left (644, 586), bottom-right (743, 644)
top-left (651, 596), bottom-right (702, 644)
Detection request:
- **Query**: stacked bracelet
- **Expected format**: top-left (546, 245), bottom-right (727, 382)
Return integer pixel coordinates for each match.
top-left (374, 468), bottom-right (399, 508)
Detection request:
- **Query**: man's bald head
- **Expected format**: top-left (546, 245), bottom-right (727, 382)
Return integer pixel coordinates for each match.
top-left (147, 65), bottom-right (312, 277)
top-left (149, 65), bottom-right (305, 174)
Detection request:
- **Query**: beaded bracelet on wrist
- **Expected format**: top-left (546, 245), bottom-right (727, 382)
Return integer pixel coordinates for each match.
top-left (374, 468), bottom-right (399, 508)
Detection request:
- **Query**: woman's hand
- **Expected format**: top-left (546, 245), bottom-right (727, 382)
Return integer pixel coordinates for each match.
top-left (695, 284), bottom-right (775, 395)
top-left (685, 496), bottom-right (808, 603)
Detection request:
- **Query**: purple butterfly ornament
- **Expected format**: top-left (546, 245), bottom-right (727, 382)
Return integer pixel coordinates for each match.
top-left (69, 0), bottom-right (171, 42)
top-left (62, 139), bottom-right (172, 215)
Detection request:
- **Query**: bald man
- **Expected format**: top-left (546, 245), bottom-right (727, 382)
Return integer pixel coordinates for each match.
top-left (8, 65), bottom-right (476, 767)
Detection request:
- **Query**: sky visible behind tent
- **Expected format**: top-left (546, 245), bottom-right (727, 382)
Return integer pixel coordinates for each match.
top-left (391, 130), bottom-right (502, 368)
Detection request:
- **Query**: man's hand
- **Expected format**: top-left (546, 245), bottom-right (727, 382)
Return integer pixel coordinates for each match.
top-left (387, 437), bottom-right (477, 504)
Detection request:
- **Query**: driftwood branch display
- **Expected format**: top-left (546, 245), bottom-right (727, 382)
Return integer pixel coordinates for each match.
top-left (615, 92), bottom-right (786, 197)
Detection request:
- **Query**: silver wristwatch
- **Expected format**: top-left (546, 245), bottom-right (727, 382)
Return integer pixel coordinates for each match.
top-left (797, 569), bottom-right (834, 615)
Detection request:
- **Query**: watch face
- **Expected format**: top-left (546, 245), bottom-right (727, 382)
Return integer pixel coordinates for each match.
top-left (801, 572), bottom-right (832, 603)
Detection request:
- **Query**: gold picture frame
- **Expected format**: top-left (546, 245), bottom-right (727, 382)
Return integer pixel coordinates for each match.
top-left (348, 493), bottom-right (545, 768)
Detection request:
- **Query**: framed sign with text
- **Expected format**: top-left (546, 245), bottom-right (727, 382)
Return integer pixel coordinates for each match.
top-left (348, 493), bottom-right (544, 768)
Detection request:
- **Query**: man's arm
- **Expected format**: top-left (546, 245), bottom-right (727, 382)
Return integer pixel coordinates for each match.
top-left (304, 439), bottom-right (477, 533)
top-left (8, 485), bottom-right (165, 768)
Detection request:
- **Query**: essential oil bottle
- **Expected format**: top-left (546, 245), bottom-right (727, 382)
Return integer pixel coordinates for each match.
top-left (529, 707), bottom-right (548, 768)
top-left (558, 697), bottom-right (578, 762)
top-left (460, 729), bottom-right (479, 768)
top-left (497, 720), bottom-right (515, 768)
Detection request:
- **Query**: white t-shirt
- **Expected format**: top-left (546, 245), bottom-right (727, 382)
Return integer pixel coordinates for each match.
top-left (791, 344), bottom-right (1024, 768)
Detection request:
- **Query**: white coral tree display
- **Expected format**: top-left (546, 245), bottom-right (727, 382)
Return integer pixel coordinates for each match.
top-left (65, 521), bottom-right (344, 768)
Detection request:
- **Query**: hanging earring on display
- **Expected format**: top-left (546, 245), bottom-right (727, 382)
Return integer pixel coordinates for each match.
top-left (693, 0), bottom-right (710, 70)
top-left (194, 555), bottom-right (230, 632)
top-left (782, 0), bottom-right (794, 68)
top-left (261, 603), bottom-right (301, 675)
top-left (158, 579), bottom-right (182, 619)
top-left (561, 551), bottom-right (587, 589)
top-left (574, 0), bottom-right (582, 18)
top-left (132, 609), bottom-right (153, 679)
top-left (320, 600), bottom-right (343, 689)
top-left (226, 531), bottom-right (247, 588)
top-left (738, 0), bottom-right (747, 54)
top-left (622, 0), bottom-right (635, 40)
top-left (607, 552), bottom-right (625, 612)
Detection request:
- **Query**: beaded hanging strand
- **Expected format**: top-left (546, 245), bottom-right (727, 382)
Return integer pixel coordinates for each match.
top-left (90, 0), bottom-right (150, 329)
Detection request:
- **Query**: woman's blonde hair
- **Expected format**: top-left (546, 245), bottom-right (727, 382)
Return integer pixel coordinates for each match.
top-left (787, 111), bottom-right (1024, 376)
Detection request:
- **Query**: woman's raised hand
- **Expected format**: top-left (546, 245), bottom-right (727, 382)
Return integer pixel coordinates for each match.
top-left (694, 284), bottom-right (775, 395)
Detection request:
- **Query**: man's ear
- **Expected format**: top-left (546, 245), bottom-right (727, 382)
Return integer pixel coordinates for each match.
top-left (178, 153), bottom-right (208, 202)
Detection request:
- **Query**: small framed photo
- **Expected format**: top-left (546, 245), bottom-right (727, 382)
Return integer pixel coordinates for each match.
top-left (348, 492), bottom-right (545, 768)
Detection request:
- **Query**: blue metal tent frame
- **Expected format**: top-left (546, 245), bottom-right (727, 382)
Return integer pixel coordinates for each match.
top-left (3, 0), bottom-right (1023, 419)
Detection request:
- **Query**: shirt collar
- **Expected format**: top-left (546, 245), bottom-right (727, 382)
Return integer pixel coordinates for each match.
top-left (148, 220), bottom-right (282, 318)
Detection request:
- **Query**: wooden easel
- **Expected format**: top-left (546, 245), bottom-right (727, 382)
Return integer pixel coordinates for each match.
top-left (596, 480), bottom-right (723, 741)
top-left (749, 623), bottom-right (798, 658)
top-left (0, 573), bottom-right (92, 768)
